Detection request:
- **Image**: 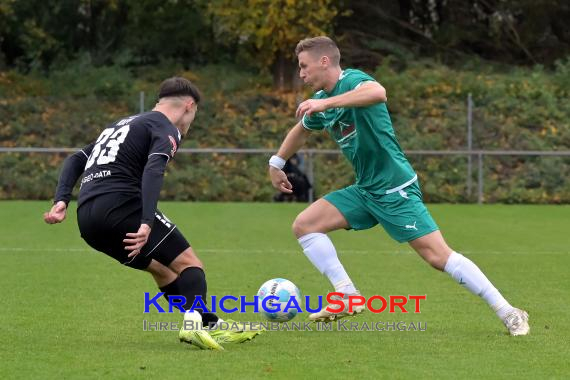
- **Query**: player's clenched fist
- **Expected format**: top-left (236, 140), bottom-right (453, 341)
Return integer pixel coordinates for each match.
top-left (43, 201), bottom-right (67, 224)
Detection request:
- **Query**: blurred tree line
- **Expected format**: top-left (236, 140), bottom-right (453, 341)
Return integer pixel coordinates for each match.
top-left (0, 0), bottom-right (569, 203)
top-left (1, 0), bottom-right (569, 89)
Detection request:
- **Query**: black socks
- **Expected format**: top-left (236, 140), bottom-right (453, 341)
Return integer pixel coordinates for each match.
top-left (177, 266), bottom-right (207, 310)
top-left (158, 266), bottom-right (219, 327)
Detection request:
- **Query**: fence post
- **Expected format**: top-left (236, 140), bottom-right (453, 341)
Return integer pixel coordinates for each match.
top-left (139, 91), bottom-right (145, 113)
top-left (467, 93), bottom-right (473, 199)
top-left (306, 151), bottom-right (315, 203)
top-left (477, 152), bottom-right (484, 204)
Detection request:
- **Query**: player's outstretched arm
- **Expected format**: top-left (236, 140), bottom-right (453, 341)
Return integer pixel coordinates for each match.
top-left (269, 122), bottom-right (310, 193)
top-left (44, 144), bottom-right (94, 224)
top-left (296, 81), bottom-right (386, 118)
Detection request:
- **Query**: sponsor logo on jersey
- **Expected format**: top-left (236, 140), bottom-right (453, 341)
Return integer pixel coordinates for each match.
top-left (331, 121), bottom-right (357, 145)
top-left (168, 135), bottom-right (178, 157)
top-left (340, 123), bottom-right (356, 137)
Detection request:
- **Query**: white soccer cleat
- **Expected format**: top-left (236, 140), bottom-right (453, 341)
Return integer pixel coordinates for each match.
top-left (503, 308), bottom-right (530, 336)
top-left (309, 293), bottom-right (365, 322)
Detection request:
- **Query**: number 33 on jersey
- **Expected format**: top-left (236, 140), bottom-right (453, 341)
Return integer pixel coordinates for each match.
top-left (78, 112), bottom-right (181, 199)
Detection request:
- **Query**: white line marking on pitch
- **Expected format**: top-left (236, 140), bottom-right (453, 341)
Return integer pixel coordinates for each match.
top-left (0, 247), bottom-right (567, 255)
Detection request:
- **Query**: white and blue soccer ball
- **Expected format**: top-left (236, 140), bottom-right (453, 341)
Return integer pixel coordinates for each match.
top-left (257, 278), bottom-right (301, 322)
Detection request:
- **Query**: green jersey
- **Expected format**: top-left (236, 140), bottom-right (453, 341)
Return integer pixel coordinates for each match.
top-left (302, 68), bottom-right (416, 195)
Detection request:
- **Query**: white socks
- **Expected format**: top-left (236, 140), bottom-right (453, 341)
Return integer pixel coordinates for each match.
top-left (298, 233), bottom-right (357, 295)
top-left (444, 251), bottom-right (514, 320)
top-left (297, 235), bottom-right (513, 320)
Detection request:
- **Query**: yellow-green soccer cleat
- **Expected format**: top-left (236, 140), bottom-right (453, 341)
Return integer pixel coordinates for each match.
top-left (179, 311), bottom-right (224, 351)
top-left (179, 328), bottom-right (224, 350)
top-left (208, 319), bottom-right (264, 344)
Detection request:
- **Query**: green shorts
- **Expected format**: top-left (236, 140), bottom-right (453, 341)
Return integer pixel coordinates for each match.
top-left (323, 181), bottom-right (439, 243)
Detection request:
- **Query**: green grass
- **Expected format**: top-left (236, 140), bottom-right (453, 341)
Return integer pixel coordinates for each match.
top-left (1, 201), bottom-right (569, 379)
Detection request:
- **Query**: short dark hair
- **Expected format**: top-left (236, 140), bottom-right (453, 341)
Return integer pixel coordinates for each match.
top-left (158, 77), bottom-right (201, 103)
top-left (295, 36), bottom-right (340, 66)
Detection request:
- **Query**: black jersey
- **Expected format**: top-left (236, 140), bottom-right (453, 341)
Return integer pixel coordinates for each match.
top-left (54, 111), bottom-right (181, 226)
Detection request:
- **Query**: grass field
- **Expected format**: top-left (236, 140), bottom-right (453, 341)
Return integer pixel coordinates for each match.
top-left (1, 201), bottom-right (569, 379)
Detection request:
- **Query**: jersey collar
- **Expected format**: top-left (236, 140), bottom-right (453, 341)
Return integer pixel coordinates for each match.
top-left (324, 70), bottom-right (345, 95)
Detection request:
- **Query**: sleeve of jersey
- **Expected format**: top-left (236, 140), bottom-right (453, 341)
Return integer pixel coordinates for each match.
top-left (54, 143), bottom-right (94, 205)
top-left (301, 111), bottom-right (325, 131)
top-left (140, 154), bottom-right (168, 227)
top-left (148, 124), bottom-right (179, 162)
top-left (342, 70), bottom-right (377, 92)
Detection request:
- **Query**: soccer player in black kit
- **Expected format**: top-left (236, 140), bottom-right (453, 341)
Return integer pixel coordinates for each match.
top-left (44, 77), bottom-right (260, 350)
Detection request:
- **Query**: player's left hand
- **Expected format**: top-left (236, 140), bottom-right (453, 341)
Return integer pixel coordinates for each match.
top-left (124, 223), bottom-right (151, 258)
top-left (43, 201), bottom-right (67, 224)
top-left (269, 166), bottom-right (293, 194)
top-left (296, 99), bottom-right (330, 118)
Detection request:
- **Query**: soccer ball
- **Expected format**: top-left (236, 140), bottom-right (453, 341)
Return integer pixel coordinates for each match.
top-left (257, 278), bottom-right (302, 322)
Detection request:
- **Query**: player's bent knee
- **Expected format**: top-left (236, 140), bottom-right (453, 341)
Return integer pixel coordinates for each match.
top-left (292, 215), bottom-right (313, 238)
top-left (426, 254), bottom-right (446, 270)
top-left (145, 260), bottom-right (177, 285)
top-left (409, 231), bottom-right (451, 271)
top-left (168, 247), bottom-right (203, 274)
top-left (417, 248), bottom-right (448, 271)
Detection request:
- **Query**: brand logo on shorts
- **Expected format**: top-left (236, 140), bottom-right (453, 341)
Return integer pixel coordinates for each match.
top-left (405, 221), bottom-right (418, 231)
top-left (155, 212), bottom-right (173, 228)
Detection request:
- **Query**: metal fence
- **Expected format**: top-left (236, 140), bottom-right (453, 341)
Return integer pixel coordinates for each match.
top-left (2, 92), bottom-right (568, 203)
top-left (1, 147), bottom-right (569, 204)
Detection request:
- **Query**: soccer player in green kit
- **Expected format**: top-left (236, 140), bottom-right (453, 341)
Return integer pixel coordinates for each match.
top-left (268, 36), bottom-right (529, 336)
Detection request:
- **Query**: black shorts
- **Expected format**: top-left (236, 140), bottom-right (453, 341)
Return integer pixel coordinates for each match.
top-left (77, 193), bottom-right (190, 270)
